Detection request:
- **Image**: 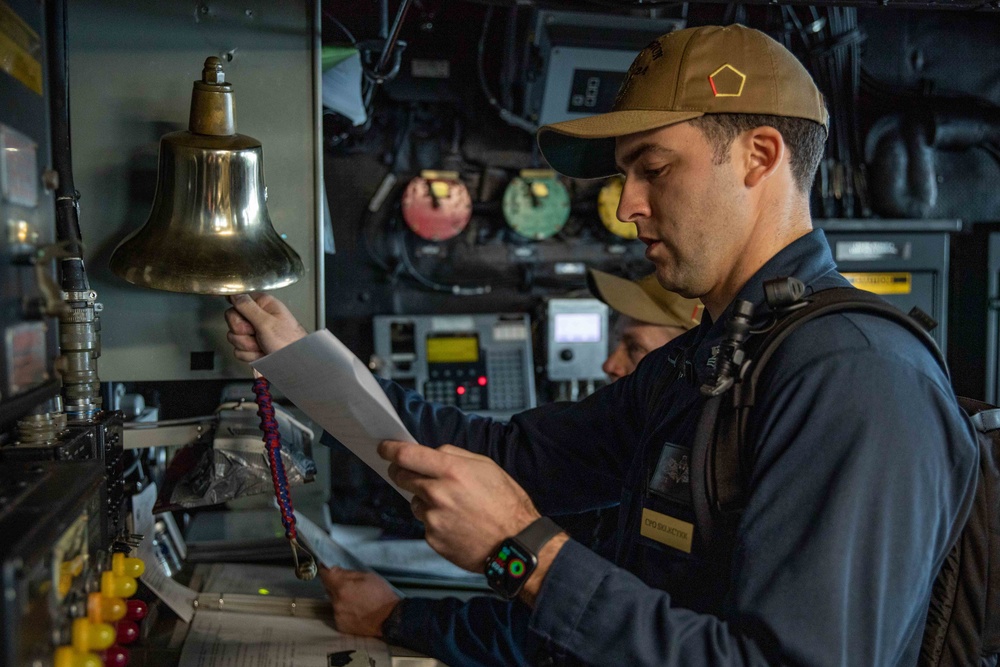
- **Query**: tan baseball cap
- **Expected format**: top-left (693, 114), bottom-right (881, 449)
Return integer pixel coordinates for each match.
top-left (538, 24), bottom-right (828, 179)
top-left (588, 269), bottom-right (703, 329)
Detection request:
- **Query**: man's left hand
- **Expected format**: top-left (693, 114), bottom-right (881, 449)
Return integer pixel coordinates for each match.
top-left (319, 567), bottom-right (400, 637)
top-left (378, 440), bottom-right (540, 572)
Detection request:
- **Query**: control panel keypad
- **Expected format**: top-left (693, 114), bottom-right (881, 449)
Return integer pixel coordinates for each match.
top-left (488, 349), bottom-right (527, 411)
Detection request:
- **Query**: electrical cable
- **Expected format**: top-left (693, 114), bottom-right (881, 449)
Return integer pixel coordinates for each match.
top-left (396, 230), bottom-right (492, 296)
top-left (46, 0), bottom-right (89, 292)
top-left (477, 6), bottom-right (537, 135)
top-left (322, 9), bottom-right (357, 45)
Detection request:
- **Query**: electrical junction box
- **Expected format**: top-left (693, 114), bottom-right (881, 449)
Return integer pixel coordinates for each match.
top-left (524, 10), bottom-right (684, 127)
top-left (817, 218), bottom-right (955, 350)
top-left (546, 298), bottom-right (609, 382)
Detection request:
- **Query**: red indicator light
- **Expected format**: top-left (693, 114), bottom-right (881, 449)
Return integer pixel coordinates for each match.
top-left (477, 376), bottom-right (487, 386)
top-left (456, 386), bottom-right (466, 395)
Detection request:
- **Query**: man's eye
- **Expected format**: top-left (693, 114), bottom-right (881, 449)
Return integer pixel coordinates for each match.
top-left (643, 166), bottom-right (666, 179)
top-left (627, 343), bottom-right (648, 360)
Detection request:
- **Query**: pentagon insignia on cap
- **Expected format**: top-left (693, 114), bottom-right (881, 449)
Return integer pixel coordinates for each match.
top-left (708, 64), bottom-right (746, 97)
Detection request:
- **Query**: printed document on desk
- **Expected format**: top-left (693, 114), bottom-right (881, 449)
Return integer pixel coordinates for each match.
top-left (178, 610), bottom-right (390, 667)
top-left (254, 331), bottom-right (413, 501)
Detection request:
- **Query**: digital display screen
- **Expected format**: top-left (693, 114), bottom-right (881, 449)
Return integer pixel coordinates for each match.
top-left (485, 541), bottom-right (532, 585)
top-left (553, 313), bottom-right (602, 343)
top-left (426, 335), bottom-right (479, 363)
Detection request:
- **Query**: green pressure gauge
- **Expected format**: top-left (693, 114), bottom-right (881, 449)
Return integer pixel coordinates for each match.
top-left (597, 176), bottom-right (638, 240)
top-left (502, 169), bottom-right (570, 240)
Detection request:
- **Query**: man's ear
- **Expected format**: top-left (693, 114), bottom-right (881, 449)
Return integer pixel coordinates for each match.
top-left (740, 126), bottom-right (784, 188)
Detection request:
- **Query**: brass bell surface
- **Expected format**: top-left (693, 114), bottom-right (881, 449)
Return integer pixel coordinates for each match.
top-left (110, 57), bottom-right (303, 295)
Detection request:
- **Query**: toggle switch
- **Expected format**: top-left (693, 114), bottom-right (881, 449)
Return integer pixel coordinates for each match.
top-left (112, 553), bottom-right (145, 579)
top-left (88, 592), bottom-right (126, 623)
top-left (71, 618), bottom-right (115, 652)
top-left (100, 571), bottom-right (136, 599)
top-left (54, 646), bottom-right (102, 667)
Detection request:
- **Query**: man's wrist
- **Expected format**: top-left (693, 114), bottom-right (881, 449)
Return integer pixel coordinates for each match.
top-left (379, 598), bottom-right (406, 642)
top-left (485, 516), bottom-right (564, 599)
top-left (517, 532), bottom-right (569, 607)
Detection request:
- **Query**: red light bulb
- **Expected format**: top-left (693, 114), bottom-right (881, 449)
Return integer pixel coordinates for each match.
top-left (116, 620), bottom-right (139, 645)
top-left (125, 600), bottom-right (147, 621)
top-left (101, 645), bottom-right (130, 667)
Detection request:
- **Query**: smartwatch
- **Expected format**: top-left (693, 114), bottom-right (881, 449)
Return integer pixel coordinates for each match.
top-left (485, 517), bottom-right (564, 599)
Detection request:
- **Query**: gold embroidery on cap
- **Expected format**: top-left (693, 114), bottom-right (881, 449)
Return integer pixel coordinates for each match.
top-left (708, 64), bottom-right (746, 97)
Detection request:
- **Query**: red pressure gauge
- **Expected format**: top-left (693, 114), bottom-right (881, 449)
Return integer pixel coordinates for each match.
top-left (401, 171), bottom-right (473, 242)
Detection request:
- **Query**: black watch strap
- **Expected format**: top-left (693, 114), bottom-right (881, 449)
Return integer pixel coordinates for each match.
top-left (514, 516), bottom-right (563, 554)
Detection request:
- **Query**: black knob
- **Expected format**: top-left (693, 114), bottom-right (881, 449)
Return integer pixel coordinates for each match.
top-left (559, 349), bottom-right (574, 361)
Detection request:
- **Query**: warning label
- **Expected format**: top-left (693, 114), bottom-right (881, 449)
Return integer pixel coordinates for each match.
top-left (840, 272), bottom-right (912, 295)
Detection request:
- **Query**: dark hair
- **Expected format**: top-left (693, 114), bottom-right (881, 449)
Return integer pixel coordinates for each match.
top-left (689, 114), bottom-right (827, 193)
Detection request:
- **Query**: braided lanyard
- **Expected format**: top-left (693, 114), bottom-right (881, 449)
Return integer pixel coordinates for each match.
top-left (252, 374), bottom-right (317, 580)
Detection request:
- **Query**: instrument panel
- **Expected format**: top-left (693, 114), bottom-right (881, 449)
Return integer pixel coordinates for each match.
top-left (373, 313), bottom-right (537, 418)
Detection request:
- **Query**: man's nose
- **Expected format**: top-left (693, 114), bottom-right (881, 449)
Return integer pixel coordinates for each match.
top-left (603, 345), bottom-right (629, 382)
top-left (616, 177), bottom-right (648, 227)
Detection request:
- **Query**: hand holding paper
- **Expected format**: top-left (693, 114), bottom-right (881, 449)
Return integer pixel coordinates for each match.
top-left (252, 330), bottom-right (417, 500)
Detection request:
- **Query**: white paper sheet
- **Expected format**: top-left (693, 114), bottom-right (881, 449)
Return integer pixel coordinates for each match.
top-left (253, 331), bottom-right (415, 500)
top-left (132, 484), bottom-right (197, 622)
top-left (178, 610), bottom-right (391, 667)
top-left (294, 509), bottom-right (370, 572)
top-left (294, 511), bottom-right (406, 598)
top-left (349, 540), bottom-right (481, 582)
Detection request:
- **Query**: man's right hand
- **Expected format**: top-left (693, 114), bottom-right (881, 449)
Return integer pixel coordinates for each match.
top-left (319, 567), bottom-right (401, 637)
top-left (224, 292), bottom-right (308, 362)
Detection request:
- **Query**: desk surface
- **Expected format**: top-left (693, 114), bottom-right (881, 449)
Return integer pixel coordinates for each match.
top-left (134, 560), bottom-right (473, 667)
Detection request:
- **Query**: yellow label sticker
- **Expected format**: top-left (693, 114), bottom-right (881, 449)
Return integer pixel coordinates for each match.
top-left (640, 508), bottom-right (694, 553)
top-left (840, 272), bottom-right (912, 295)
top-left (0, 1), bottom-right (43, 95)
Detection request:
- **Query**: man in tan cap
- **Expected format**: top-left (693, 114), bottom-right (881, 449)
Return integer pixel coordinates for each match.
top-left (228, 24), bottom-right (976, 667)
top-left (588, 268), bottom-right (703, 381)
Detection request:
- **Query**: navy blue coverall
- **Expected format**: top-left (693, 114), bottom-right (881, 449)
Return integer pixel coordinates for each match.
top-left (375, 230), bottom-right (978, 666)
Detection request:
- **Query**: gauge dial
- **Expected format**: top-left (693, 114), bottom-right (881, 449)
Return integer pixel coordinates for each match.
top-left (502, 170), bottom-right (570, 241)
top-left (401, 172), bottom-right (473, 242)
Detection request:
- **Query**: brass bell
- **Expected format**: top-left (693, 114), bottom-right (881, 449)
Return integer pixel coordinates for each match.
top-left (110, 57), bottom-right (303, 294)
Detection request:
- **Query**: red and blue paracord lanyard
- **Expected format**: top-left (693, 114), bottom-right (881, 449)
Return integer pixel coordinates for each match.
top-left (252, 373), bottom-right (317, 580)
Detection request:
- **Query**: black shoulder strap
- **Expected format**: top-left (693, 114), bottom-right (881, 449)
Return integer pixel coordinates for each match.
top-left (739, 287), bottom-right (946, 414)
top-left (696, 286), bottom-right (946, 556)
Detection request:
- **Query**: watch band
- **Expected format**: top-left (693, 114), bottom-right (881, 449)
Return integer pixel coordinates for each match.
top-left (513, 516), bottom-right (563, 554)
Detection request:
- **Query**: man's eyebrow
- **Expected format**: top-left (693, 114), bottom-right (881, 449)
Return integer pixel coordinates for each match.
top-left (615, 143), bottom-right (674, 173)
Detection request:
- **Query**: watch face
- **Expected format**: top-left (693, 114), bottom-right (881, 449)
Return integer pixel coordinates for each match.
top-left (485, 539), bottom-right (536, 599)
